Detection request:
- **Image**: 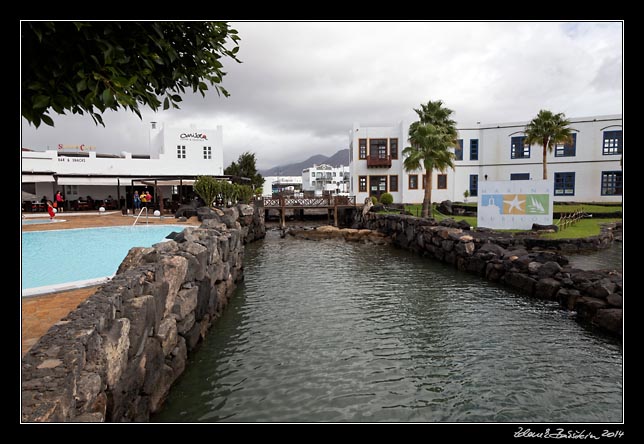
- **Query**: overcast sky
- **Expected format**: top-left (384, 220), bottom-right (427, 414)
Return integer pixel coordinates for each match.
top-left (20, 21), bottom-right (623, 170)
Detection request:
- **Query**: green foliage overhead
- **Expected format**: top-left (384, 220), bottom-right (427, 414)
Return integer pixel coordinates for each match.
top-left (379, 192), bottom-right (394, 205)
top-left (22, 21), bottom-right (241, 127)
top-left (224, 152), bottom-right (264, 189)
top-left (403, 100), bottom-right (457, 218)
top-left (524, 110), bottom-right (573, 180)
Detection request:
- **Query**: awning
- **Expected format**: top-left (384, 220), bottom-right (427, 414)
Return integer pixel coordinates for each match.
top-left (136, 179), bottom-right (195, 186)
top-left (22, 174), bottom-right (55, 183)
top-left (57, 177), bottom-right (121, 186)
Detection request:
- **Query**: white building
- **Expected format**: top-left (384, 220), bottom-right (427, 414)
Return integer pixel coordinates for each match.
top-left (22, 122), bottom-right (225, 212)
top-left (349, 114), bottom-right (622, 204)
top-left (261, 176), bottom-right (303, 197)
top-left (302, 164), bottom-right (350, 196)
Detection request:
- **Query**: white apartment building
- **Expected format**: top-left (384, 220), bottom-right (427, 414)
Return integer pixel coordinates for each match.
top-left (22, 122), bottom-right (225, 211)
top-left (349, 114), bottom-right (622, 204)
top-left (302, 164), bottom-right (350, 196)
top-left (261, 176), bottom-right (303, 197)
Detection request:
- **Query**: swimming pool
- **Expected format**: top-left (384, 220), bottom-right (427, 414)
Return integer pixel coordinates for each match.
top-left (22, 219), bottom-right (67, 225)
top-left (21, 225), bottom-right (184, 295)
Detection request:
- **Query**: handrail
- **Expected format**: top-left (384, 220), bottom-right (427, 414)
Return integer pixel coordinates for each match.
top-left (132, 207), bottom-right (149, 226)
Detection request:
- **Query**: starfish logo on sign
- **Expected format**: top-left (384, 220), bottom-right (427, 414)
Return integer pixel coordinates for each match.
top-left (503, 194), bottom-right (526, 214)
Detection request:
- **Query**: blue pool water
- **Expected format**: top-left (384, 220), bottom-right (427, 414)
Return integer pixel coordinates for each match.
top-left (21, 225), bottom-right (183, 292)
top-left (22, 219), bottom-right (66, 225)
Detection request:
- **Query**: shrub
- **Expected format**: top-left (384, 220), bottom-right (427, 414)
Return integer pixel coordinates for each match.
top-left (193, 176), bottom-right (221, 208)
top-left (371, 196), bottom-right (378, 205)
top-left (379, 193), bottom-right (394, 205)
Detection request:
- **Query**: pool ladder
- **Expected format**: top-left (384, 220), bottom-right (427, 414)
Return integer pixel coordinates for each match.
top-left (132, 207), bottom-right (149, 226)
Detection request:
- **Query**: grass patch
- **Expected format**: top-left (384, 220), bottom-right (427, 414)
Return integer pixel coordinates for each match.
top-left (553, 203), bottom-right (622, 214)
top-left (405, 204), bottom-right (478, 227)
top-left (541, 218), bottom-right (621, 239)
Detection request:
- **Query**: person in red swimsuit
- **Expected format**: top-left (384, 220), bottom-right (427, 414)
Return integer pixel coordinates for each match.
top-left (47, 200), bottom-right (56, 220)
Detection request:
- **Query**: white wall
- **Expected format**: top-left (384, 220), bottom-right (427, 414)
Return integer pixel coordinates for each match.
top-left (351, 115), bottom-right (623, 205)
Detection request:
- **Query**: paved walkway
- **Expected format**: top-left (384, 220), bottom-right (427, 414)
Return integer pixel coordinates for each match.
top-left (21, 212), bottom-right (200, 356)
top-left (22, 286), bottom-right (99, 356)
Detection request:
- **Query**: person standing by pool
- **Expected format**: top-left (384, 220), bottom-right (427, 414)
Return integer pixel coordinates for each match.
top-left (133, 191), bottom-right (141, 210)
top-left (140, 191), bottom-right (147, 208)
top-left (145, 191), bottom-right (153, 208)
top-left (55, 191), bottom-right (64, 213)
top-left (46, 200), bottom-right (56, 220)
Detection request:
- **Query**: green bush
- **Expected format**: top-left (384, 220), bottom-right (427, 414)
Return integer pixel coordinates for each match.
top-left (379, 193), bottom-right (394, 205)
top-left (193, 176), bottom-right (221, 208)
top-left (371, 196), bottom-right (378, 205)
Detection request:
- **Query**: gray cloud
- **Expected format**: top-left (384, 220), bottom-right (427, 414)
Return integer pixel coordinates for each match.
top-left (21, 21), bottom-right (622, 170)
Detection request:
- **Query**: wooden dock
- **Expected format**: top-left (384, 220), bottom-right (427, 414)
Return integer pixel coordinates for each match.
top-left (260, 196), bottom-right (357, 228)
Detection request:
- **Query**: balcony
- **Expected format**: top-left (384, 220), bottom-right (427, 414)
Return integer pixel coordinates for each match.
top-left (366, 155), bottom-right (391, 168)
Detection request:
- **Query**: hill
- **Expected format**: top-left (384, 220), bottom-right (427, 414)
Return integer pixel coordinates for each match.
top-left (260, 149), bottom-right (350, 176)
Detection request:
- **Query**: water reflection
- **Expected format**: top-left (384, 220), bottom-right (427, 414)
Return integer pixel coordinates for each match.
top-left (155, 232), bottom-right (622, 423)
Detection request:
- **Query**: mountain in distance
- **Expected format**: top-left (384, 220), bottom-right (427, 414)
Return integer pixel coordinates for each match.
top-left (260, 149), bottom-right (350, 176)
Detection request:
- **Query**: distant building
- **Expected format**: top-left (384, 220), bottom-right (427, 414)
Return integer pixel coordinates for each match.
top-left (22, 122), bottom-right (225, 212)
top-left (262, 176), bottom-right (303, 197)
top-left (302, 164), bottom-right (350, 196)
top-left (349, 114), bottom-right (622, 203)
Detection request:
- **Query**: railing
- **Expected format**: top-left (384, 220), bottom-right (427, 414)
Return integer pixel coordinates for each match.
top-left (262, 196), bottom-right (356, 208)
top-left (132, 207), bottom-right (149, 226)
top-left (557, 208), bottom-right (587, 231)
top-left (366, 155), bottom-right (392, 168)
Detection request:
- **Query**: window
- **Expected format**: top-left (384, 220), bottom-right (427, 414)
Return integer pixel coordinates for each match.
top-left (469, 175), bottom-right (478, 197)
top-left (64, 185), bottom-right (78, 196)
top-left (601, 171), bottom-right (622, 195)
top-left (455, 139), bottom-right (463, 161)
top-left (389, 175), bottom-right (399, 192)
top-left (359, 176), bottom-right (367, 192)
top-left (603, 130), bottom-right (622, 155)
top-left (333, 172), bottom-right (337, 177)
top-left (359, 139), bottom-right (367, 159)
top-left (555, 133), bottom-right (576, 157)
top-left (370, 139), bottom-right (388, 158)
top-left (409, 174), bottom-right (418, 190)
top-left (390, 138), bottom-right (398, 159)
top-left (177, 145), bottom-right (186, 159)
top-left (510, 173), bottom-right (530, 180)
top-left (370, 176), bottom-right (387, 196)
top-left (470, 139), bottom-right (479, 160)
top-left (311, 172), bottom-right (315, 178)
top-left (511, 136), bottom-right (530, 159)
top-left (554, 172), bottom-right (575, 196)
top-left (437, 174), bottom-right (447, 189)
top-left (203, 146), bottom-right (211, 159)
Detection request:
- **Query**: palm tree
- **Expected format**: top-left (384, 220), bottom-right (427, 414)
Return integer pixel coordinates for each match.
top-left (403, 100), bottom-right (457, 218)
top-left (524, 110), bottom-right (573, 180)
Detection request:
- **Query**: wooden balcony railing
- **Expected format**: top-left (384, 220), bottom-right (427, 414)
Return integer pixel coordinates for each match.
top-left (366, 155), bottom-right (391, 168)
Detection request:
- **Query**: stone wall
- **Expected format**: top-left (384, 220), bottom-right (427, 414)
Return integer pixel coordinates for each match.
top-left (357, 213), bottom-right (622, 338)
top-left (21, 204), bottom-right (265, 422)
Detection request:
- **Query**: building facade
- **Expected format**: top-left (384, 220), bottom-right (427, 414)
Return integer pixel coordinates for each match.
top-left (302, 164), bottom-right (350, 196)
top-left (349, 115), bottom-right (622, 204)
top-left (22, 123), bottom-right (225, 211)
top-left (261, 176), bottom-right (303, 197)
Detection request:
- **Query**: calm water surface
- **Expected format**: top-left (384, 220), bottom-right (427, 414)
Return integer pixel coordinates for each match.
top-left (155, 232), bottom-right (622, 423)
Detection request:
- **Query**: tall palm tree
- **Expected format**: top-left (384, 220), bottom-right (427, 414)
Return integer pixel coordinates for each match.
top-left (524, 110), bottom-right (573, 180)
top-left (403, 100), bottom-right (457, 218)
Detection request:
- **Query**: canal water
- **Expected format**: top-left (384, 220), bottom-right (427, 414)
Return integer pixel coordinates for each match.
top-left (154, 232), bottom-right (622, 423)
top-left (567, 242), bottom-right (623, 271)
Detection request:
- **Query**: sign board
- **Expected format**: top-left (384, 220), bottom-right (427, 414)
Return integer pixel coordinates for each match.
top-left (478, 180), bottom-right (553, 230)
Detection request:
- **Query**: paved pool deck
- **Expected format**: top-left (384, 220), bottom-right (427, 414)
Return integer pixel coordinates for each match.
top-left (21, 212), bottom-right (200, 356)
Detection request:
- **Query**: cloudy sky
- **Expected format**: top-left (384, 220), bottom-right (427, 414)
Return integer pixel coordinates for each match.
top-left (21, 21), bottom-right (622, 170)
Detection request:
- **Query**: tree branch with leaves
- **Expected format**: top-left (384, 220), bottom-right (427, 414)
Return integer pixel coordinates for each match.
top-left (21, 21), bottom-right (241, 127)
